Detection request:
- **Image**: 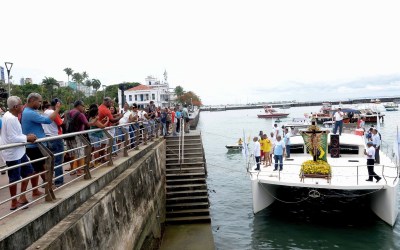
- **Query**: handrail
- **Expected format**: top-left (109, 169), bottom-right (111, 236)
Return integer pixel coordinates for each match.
top-left (0, 120), bottom-right (162, 221)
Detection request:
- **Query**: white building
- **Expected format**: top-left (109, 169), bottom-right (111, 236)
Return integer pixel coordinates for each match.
top-left (118, 74), bottom-right (171, 109)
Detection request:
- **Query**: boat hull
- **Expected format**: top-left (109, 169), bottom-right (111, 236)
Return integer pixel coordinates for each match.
top-left (257, 113), bottom-right (289, 118)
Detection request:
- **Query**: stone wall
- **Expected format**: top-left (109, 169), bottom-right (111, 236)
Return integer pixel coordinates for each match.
top-left (2, 139), bottom-right (166, 250)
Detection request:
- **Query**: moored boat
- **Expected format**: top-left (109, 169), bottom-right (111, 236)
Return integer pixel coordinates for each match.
top-left (383, 102), bottom-right (399, 111)
top-left (247, 122), bottom-right (399, 226)
top-left (257, 105), bottom-right (289, 118)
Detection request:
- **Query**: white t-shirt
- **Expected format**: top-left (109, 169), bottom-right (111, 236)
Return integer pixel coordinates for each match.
top-left (119, 110), bottom-right (132, 130)
top-left (42, 109), bottom-right (59, 136)
top-left (253, 141), bottom-right (261, 157)
top-left (334, 111), bottom-right (343, 121)
top-left (0, 111), bottom-right (27, 161)
top-left (372, 134), bottom-right (381, 147)
top-left (138, 110), bottom-right (148, 124)
top-left (366, 146), bottom-right (375, 159)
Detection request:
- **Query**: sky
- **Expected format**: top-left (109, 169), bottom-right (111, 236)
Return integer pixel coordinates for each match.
top-left (1, 0), bottom-right (400, 105)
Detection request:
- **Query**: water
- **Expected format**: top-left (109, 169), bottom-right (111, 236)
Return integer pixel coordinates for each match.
top-left (198, 106), bottom-right (400, 250)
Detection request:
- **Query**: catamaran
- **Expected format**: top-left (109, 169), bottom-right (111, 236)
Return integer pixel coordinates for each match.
top-left (247, 121), bottom-right (400, 226)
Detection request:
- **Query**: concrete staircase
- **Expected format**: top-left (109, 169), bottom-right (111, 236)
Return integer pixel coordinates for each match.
top-left (165, 134), bottom-right (211, 224)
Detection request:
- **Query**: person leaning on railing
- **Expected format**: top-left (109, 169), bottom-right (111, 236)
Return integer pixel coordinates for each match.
top-left (88, 105), bottom-right (109, 167)
top-left (21, 93), bottom-right (61, 197)
top-left (66, 100), bottom-right (98, 176)
top-left (0, 96), bottom-right (37, 210)
top-left (42, 98), bottom-right (65, 187)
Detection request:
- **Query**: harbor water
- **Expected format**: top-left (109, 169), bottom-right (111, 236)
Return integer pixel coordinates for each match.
top-left (198, 106), bottom-right (400, 250)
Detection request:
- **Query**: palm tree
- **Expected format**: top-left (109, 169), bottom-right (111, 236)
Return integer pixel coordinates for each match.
top-left (72, 72), bottom-right (83, 98)
top-left (91, 79), bottom-right (101, 103)
top-left (42, 77), bottom-right (59, 99)
top-left (85, 79), bottom-right (92, 96)
top-left (63, 68), bottom-right (73, 83)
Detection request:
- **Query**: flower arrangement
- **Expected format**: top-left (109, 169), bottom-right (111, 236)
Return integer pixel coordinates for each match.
top-left (300, 160), bottom-right (331, 175)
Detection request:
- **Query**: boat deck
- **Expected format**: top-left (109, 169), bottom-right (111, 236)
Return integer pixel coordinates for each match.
top-left (250, 154), bottom-right (399, 190)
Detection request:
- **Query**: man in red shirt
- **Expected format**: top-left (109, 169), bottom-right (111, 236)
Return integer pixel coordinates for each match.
top-left (97, 97), bottom-right (122, 160)
top-left (171, 108), bottom-right (176, 136)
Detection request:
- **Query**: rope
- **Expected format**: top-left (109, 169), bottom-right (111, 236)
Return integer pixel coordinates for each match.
top-left (257, 180), bottom-right (310, 204)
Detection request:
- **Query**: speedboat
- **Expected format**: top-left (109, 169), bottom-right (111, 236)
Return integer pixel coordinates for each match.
top-left (258, 105), bottom-right (289, 118)
top-left (247, 123), bottom-right (400, 226)
top-left (225, 144), bottom-right (243, 150)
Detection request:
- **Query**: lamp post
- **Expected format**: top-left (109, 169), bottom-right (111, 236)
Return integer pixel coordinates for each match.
top-left (4, 62), bottom-right (13, 96)
top-left (102, 85), bottom-right (106, 99)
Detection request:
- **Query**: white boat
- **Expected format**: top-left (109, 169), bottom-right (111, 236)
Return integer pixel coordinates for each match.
top-left (225, 144), bottom-right (243, 150)
top-left (383, 102), bottom-right (399, 111)
top-left (248, 124), bottom-right (400, 226)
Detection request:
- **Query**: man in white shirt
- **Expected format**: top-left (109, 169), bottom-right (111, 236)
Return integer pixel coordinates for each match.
top-left (284, 128), bottom-right (291, 159)
top-left (0, 96), bottom-right (37, 210)
top-left (253, 137), bottom-right (261, 171)
top-left (333, 108), bottom-right (344, 135)
top-left (372, 129), bottom-right (381, 164)
top-left (364, 141), bottom-right (381, 182)
top-left (42, 98), bottom-right (65, 187)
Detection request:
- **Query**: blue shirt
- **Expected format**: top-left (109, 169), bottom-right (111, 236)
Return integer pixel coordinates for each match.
top-left (21, 107), bottom-right (52, 148)
top-left (284, 133), bottom-right (291, 145)
top-left (175, 111), bottom-right (182, 119)
top-left (274, 140), bottom-right (285, 155)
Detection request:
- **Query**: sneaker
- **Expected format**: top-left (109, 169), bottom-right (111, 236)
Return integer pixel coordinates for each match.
top-left (365, 179), bottom-right (373, 182)
top-left (376, 177), bottom-right (382, 183)
top-left (273, 169), bottom-right (277, 171)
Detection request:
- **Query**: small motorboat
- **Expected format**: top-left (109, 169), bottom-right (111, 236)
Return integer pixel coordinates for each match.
top-left (225, 144), bottom-right (243, 150)
top-left (257, 106), bottom-right (289, 118)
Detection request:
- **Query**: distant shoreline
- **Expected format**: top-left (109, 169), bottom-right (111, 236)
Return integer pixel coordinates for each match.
top-left (201, 96), bottom-right (400, 111)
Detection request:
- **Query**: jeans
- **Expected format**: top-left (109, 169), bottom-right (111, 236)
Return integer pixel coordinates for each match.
top-left (367, 159), bottom-right (379, 181)
top-left (162, 122), bottom-right (167, 136)
top-left (47, 139), bottom-right (64, 185)
top-left (286, 145), bottom-right (291, 158)
top-left (274, 155), bottom-right (283, 170)
top-left (129, 125), bottom-right (135, 147)
top-left (148, 119), bottom-right (155, 135)
top-left (333, 120), bottom-right (343, 135)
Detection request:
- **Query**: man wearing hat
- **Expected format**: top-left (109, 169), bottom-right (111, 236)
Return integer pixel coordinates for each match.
top-left (364, 141), bottom-right (381, 183)
top-left (65, 100), bottom-right (98, 176)
top-left (43, 98), bottom-right (64, 187)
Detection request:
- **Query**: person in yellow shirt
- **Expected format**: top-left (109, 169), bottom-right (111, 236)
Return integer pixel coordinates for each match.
top-left (259, 136), bottom-right (266, 164)
top-left (262, 134), bottom-right (272, 166)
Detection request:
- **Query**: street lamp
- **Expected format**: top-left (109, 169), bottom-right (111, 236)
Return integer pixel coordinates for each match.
top-left (5, 62), bottom-right (13, 96)
top-left (102, 85), bottom-right (106, 99)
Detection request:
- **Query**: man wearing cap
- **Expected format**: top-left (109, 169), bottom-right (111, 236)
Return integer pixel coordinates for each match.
top-left (364, 141), bottom-right (381, 183)
top-left (333, 108), bottom-right (344, 135)
top-left (21, 93), bottom-right (61, 195)
top-left (66, 100), bottom-right (98, 175)
top-left (42, 98), bottom-right (64, 187)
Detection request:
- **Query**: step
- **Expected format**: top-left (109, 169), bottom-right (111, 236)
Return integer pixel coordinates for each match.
top-left (166, 178), bottom-right (206, 184)
top-left (166, 202), bottom-right (209, 210)
top-left (166, 195), bottom-right (209, 203)
top-left (166, 172), bottom-right (206, 178)
top-left (165, 167), bottom-right (205, 173)
top-left (165, 215), bottom-right (211, 224)
top-left (167, 157), bottom-right (204, 161)
top-left (166, 148), bottom-right (203, 153)
top-left (166, 184), bottom-right (207, 191)
top-left (166, 152), bottom-right (203, 157)
top-left (166, 162), bottom-right (205, 166)
top-left (166, 139), bottom-right (201, 144)
top-left (166, 144), bottom-right (202, 149)
top-left (166, 189), bottom-right (208, 198)
top-left (166, 208), bottom-right (210, 217)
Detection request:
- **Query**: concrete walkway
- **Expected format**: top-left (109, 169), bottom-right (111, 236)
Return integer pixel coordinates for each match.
top-left (160, 224), bottom-right (215, 250)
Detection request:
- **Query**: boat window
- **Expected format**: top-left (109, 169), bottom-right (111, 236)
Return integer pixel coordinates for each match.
top-left (328, 145), bottom-right (359, 155)
top-left (290, 144), bottom-right (304, 154)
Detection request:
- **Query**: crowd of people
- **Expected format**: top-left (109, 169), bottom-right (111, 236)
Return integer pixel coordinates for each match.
top-left (252, 123), bottom-right (291, 172)
top-left (0, 93), bottom-right (191, 210)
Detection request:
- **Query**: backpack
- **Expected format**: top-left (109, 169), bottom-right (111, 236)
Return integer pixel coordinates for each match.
top-left (62, 110), bottom-right (81, 140)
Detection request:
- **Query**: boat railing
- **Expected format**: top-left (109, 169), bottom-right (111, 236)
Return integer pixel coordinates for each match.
top-left (0, 120), bottom-right (162, 221)
top-left (251, 162), bottom-right (398, 186)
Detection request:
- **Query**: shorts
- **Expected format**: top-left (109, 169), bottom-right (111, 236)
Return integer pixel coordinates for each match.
top-left (7, 154), bottom-right (34, 183)
top-left (26, 147), bottom-right (46, 173)
top-left (89, 134), bottom-right (102, 148)
top-left (260, 151), bottom-right (265, 158)
top-left (66, 136), bottom-right (85, 159)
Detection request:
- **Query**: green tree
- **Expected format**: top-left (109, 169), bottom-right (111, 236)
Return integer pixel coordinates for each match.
top-left (42, 77), bottom-right (59, 99)
top-left (91, 79), bottom-right (102, 103)
top-left (63, 68), bottom-right (73, 83)
top-left (174, 85), bottom-right (185, 97)
top-left (72, 72), bottom-right (83, 98)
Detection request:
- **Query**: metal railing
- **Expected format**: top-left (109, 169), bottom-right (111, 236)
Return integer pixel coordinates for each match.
top-left (249, 160), bottom-right (399, 186)
top-left (0, 119), bottom-right (162, 221)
